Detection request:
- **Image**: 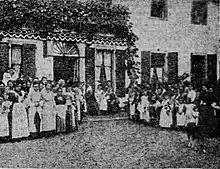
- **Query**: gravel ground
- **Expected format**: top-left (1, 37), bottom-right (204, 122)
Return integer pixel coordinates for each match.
top-left (0, 120), bottom-right (220, 168)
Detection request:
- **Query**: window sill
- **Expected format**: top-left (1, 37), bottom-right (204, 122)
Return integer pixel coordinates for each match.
top-left (191, 23), bottom-right (207, 27)
top-left (149, 16), bottom-right (168, 21)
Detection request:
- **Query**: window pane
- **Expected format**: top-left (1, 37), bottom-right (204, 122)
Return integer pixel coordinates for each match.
top-left (151, 0), bottom-right (167, 19)
top-left (105, 67), bottom-right (111, 81)
top-left (11, 45), bottom-right (21, 64)
top-left (104, 51), bottom-right (112, 66)
top-left (95, 66), bottom-right (101, 82)
top-left (96, 50), bottom-right (103, 66)
top-left (191, 1), bottom-right (207, 25)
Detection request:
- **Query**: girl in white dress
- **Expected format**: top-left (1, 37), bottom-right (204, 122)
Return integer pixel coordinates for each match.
top-left (99, 87), bottom-right (109, 115)
top-left (176, 98), bottom-right (187, 129)
top-left (138, 90), bottom-right (150, 123)
top-left (159, 93), bottom-right (173, 128)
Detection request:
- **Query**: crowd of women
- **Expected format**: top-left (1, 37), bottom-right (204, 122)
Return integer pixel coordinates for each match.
top-left (0, 76), bottom-right (86, 142)
top-left (128, 82), bottom-right (220, 151)
top-left (0, 67), bottom-right (121, 142)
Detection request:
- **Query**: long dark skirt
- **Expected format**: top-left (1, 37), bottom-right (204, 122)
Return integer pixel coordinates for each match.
top-left (198, 105), bottom-right (220, 138)
top-left (66, 105), bottom-right (77, 132)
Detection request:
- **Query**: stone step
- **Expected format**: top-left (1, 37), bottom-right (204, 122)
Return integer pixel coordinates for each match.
top-left (82, 116), bottom-right (129, 122)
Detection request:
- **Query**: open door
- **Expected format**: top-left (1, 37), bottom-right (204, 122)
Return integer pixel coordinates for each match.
top-left (53, 57), bottom-right (78, 82)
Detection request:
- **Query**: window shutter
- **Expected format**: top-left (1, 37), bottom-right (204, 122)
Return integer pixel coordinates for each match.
top-left (0, 43), bottom-right (9, 80)
top-left (85, 46), bottom-right (95, 92)
top-left (167, 52), bottom-right (178, 83)
top-left (22, 44), bottom-right (37, 79)
top-left (207, 54), bottom-right (217, 83)
top-left (116, 50), bottom-right (126, 97)
top-left (141, 51), bottom-right (151, 85)
top-left (43, 40), bottom-right (47, 58)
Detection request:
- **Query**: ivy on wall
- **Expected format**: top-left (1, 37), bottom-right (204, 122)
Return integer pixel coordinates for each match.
top-left (0, 0), bottom-right (140, 83)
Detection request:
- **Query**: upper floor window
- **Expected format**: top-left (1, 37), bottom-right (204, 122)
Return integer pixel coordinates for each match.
top-left (151, 0), bottom-right (168, 20)
top-left (191, 1), bottom-right (207, 25)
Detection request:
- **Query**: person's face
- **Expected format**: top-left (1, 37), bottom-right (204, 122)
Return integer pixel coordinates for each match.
top-left (27, 82), bottom-right (31, 88)
top-left (168, 85), bottom-right (172, 89)
top-left (8, 82), bottom-right (13, 88)
top-left (189, 85), bottom-right (193, 90)
top-left (165, 95), bottom-right (169, 100)
top-left (33, 84), bottom-right (39, 91)
top-left (22, 83), bottom-right (27, 88)
top-left (51, 82), bottom-right (55, 87)
top-left (202, 86), bottom-right (207, 91)
top-left (9, 69), bottom-right (14, 75)
top-left (157, 88), bottom-right (162, 93)
top-left (40, 83), bottom-right (44, 89)
top-left (43, 79), bottom-right (47, 84)
top-left (0, 84), bottom-right (4, 89)
top-left (67, 87), bottom-right (72, 92)
top-left (16, 84), bottom-right (22, 91)
top-left (58, 89), bottom-right (62, 95)
top-left (46, 83), bottom-right (52, 90)
top-left (209, 88), bottom-right (213, 92)
top-left (184, 87), bottom-right (188, 93)
top-left (5, 87), bottom-right (10, 93)
top-left (174, 84), bottom-right (178, 89)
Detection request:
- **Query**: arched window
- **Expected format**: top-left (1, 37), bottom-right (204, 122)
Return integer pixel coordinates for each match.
top-left (52, 42), bottom-right (80, 82)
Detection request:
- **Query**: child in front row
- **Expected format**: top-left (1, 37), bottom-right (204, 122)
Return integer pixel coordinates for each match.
top-left (185, 99), bottom-right (199, 150)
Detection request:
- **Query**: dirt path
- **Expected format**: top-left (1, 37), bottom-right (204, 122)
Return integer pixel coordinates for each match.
top-left (0, 120), bottom-right (219, 168)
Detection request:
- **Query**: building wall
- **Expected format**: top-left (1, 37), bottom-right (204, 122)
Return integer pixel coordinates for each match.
top-left (2, 38), bottom-right (54, 80)
top-left (114, 0), bottom-right (219, 82)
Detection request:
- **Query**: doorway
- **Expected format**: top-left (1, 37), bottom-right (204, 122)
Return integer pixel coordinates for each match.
top-left (53, 57), bottom-right (79, 82)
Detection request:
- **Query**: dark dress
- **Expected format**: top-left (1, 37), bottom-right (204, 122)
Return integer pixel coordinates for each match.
top-left (107, 93), bottom-right (119, 114)
top-left (55, 95), bottom-right (66, 133)
top-left (198, 91), bottom-right (218, 138)
top-left (6, 92), bottom-right (18, 139)
top-left (85, 92), bottom-right (99, 116)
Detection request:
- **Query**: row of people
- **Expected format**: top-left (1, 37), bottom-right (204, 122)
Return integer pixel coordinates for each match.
top-left (128, 83), bottom-right (220, 151)
top-left (0, 80), bottom-right (80, 141)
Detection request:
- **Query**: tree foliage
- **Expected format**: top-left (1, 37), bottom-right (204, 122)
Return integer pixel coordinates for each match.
top-left (0, 0), bottom-right (139, 81)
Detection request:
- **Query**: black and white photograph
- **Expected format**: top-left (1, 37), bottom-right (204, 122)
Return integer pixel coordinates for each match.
top-left (0, 0), bottom-right (219, 168)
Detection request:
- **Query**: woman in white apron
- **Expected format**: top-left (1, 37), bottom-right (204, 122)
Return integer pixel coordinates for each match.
top-left (41, 82), bottom-right (56, 134)
top-left (0, 91), bottom-right (10, 140)
top-left (11, 80), bottom-right (29, 139)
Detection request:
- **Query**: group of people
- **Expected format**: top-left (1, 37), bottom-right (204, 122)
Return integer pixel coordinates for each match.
top-left (0, 75), bottom-right (87, 142)
top-left (0, 67), bottom-right (121, 142)
top-left (128, 81), bottom-right (220, 152)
